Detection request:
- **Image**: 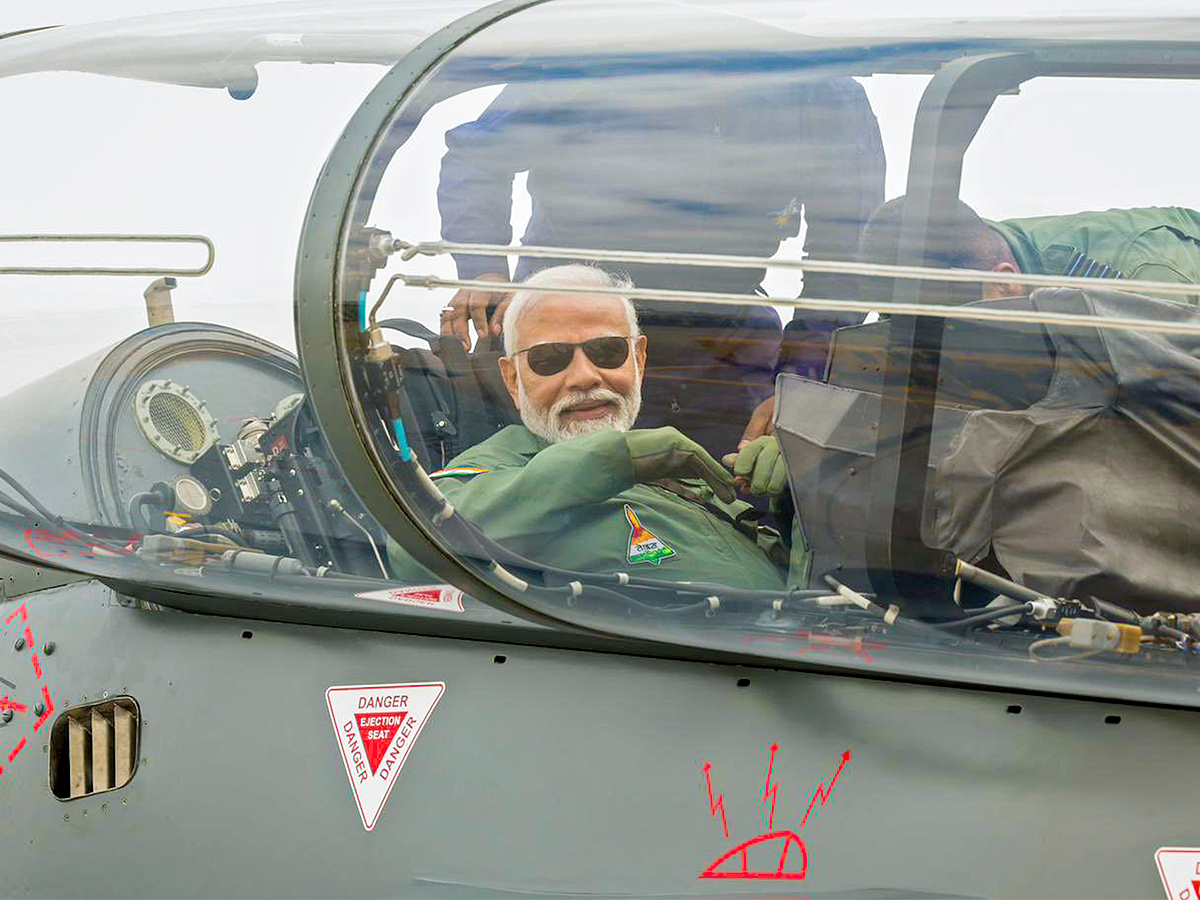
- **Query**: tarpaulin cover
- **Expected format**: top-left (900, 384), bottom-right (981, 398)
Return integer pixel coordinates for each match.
top-left (929, 287), bottom-right (1200, 613)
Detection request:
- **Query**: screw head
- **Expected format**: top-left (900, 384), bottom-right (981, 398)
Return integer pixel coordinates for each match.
top-left (1, 709), bottom-right (13, 724)
top-left (33, 702), bottom-right (45, 716)
top-left (14, 637), bottom-right (25, 651)
top-left (42, 641), bottom-right (55, 655)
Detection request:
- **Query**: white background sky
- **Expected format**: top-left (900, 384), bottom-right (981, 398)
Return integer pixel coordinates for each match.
top-left (2, 1), bottom-right (1199, 395)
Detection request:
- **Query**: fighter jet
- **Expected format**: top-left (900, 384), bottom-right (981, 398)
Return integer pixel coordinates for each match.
top-left (1, 2), bottom-right (1197, 897)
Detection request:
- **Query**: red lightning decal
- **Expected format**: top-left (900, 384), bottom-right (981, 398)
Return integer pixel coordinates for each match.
top-left (0, 697), bottom-right (28, 713)
top-left (32, 686), bottom-right (54, 732)
top-left (5, 603), bottom-right (27, 624)
top-left (799, 749), bottom-right (850, 829)
top-left (7, 737), bottom-right (27, 763)
top-left (762, 742), bottom-right (779, 829)
top-left (700, 761), bottom-right (730, 838)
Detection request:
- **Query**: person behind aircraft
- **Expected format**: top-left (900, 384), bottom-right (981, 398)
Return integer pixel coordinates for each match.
top-left (857, 197), bottom-right (1200, 306)
top-left (435, 73), bottom-right (885, 460)
top-left (390, 265), bottom-right (804, 591)
top-left (737, 197), bottom-right (1200, 443)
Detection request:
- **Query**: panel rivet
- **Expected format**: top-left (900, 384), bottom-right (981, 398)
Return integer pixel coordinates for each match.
top-left (33, 702), bottom-right (45, 716)
top-left (1, 710), bottom-right (12, 724)
top-left (13, 637), bottom-right (25, 651)
top-left (42, 641), bottom-right (55, 655)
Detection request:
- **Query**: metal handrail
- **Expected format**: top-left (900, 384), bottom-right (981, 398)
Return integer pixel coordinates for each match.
top-left (395, 237), bottom-right (1200, 301)
top-left (0, 234), bottom-right (215, 276)
top-left (395, 273), bottom-right (1200, 337)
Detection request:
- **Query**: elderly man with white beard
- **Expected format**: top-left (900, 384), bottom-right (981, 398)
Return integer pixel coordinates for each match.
top-left (388, 265), bottom-right (808, 590)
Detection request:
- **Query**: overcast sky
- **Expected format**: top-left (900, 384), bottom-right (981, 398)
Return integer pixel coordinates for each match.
top-left (2, 1), bottom-right (1199, 395)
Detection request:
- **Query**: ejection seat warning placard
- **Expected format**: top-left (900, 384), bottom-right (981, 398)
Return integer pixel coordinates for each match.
top-left (326, 682), bottom-right (445, 831)
top-left (1155, 847), bottom-right (1200, 900)
top-left (355, 584), bottom-right (465, 613)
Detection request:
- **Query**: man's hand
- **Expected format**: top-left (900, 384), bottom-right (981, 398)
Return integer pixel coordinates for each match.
top-left (740, 395), bottom-right (776, 444)
top-left (722, 436), bottom-right (787, 497)
top-left (441, 271), bottom-right (512, 350)
top-left (625, 427), bottom-right (735, 503)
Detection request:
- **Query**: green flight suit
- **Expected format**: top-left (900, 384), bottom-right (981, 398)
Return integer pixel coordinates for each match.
top-left (388, 425), bottom-right (808, 591)
top-left (989, 206), bottom-right (1200, 302)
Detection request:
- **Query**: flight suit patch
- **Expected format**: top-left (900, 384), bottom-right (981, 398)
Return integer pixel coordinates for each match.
top-left (623, 504), bottom-right (677, 566)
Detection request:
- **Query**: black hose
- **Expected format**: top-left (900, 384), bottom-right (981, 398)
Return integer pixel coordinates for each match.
top-left (127, 492), bottom-right (157, 535)
top-left (933, 602), bottom-right (1033, 631)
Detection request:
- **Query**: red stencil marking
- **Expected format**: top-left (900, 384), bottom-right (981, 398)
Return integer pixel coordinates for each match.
top-left (799, 749), bottom-right (850, 829)
top-left (7, 737), bottom-right (27, 763)
top-left (698, 745), bottom-right (851, 881)
top-left (30, 653), bottom-right (42, 679)
top-left (700, 761), bottom-right (729, 838)
top-left (0, 697), bottom-right (28, 713)
top-left (762, 742), bottom-right (779, 829)
top-left (699, 830), bottom-right (808, 880)
top-left (5, 603), bottom-right (27, 624)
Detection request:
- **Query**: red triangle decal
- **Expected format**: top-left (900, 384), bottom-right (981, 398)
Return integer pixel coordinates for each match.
top-left (354, 711), bottom-right (408, 775)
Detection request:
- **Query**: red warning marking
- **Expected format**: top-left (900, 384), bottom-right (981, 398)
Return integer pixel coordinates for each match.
top-left (355, 584), bottom-right (465, 614)
top-left (32, 686), bottom-right (54, 732)
top-left (762, 742), bottom-right (779, 829)
top-left (1154, 847), bottom-right (1200, 900)
top-left (699, 830), bottom-right (807, 880)
top-left (326, 682), bottom-right (445, 831)
top-left (21, 527), bottom-right (134, 561)
top-left (5, 603), bottom-right (27, 624)
top-left (698, 745), bottom-right (850, 881)
top-left (700, 761), bottom-right (729, 838)
top-left (354, 711), bottom-right (408, 775)
top-left (31, 653), bottom-right (42, 679)
top-left (1, 697), bottom-right (29, 713)
top-left (799, 749), bottom-right (850, 829)
top-left (7, 737), bottom-right (27, 763)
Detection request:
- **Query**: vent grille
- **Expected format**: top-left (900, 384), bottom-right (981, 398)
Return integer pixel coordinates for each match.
top-left (133, 378), bottom-right (218, 464)
top-left (148, 391), bottom-right (207, 451)
top-left (49, 698), bottom-right (139, 799)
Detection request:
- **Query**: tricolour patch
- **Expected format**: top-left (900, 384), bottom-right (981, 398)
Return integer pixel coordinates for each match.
top-left (1155, 847), bottom-right (1200, 900)
top-left (326, 682), bottom-right (445, 831)
top-left (623, 504), bottom-right (676, 566)
top-left (356, 584), bottom-right (465, 614)
top-left (429, 465), bottom-right (490, 478)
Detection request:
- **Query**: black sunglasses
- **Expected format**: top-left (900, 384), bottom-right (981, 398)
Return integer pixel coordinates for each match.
top-left (512, 336), bottom-right (632, 377)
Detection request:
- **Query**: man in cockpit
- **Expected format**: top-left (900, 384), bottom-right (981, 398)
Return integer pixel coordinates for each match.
top-left (857, 197), bottom-right (1200, 305)
top-left (434, 74), bottom-right (884, 462)
top-left (388, 265), bottom-right (805, 591)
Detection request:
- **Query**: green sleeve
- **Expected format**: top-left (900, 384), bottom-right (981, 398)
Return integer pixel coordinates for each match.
top-left (387, 430), bottom-right (637, 575)
top-left (439, 429), bottom-right (636, 543)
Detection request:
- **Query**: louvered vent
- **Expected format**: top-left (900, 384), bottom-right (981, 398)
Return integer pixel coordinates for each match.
top-left (49, 698), bottom-right (139, 799)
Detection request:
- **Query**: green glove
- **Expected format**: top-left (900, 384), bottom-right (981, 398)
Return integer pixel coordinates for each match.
top-left (724, 436), bottom-right (788, 497)
top-left (624, 427), bottom-right (735, 503)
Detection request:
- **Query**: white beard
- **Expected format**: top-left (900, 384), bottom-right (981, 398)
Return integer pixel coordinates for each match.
top-left (518, 376), bottom-right (642, 444)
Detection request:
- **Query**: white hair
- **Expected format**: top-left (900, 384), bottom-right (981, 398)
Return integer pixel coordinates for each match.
top-left (502, 264), bottom-right (639, 356)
